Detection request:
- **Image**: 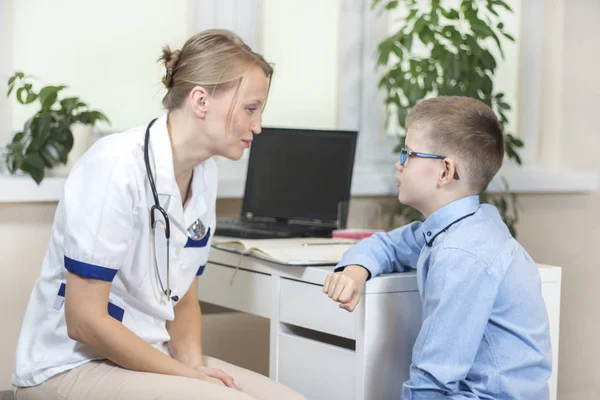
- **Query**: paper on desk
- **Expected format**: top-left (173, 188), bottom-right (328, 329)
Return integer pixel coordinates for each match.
top-left (211, 237), bottom-right (356, 266)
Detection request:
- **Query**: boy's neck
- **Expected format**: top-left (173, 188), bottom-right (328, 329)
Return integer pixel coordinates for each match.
top-left (420, 191), bottom-right (478, 219)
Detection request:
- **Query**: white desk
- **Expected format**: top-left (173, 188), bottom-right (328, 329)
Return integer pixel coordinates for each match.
top-left (198, 247), bottom-right (562, 400)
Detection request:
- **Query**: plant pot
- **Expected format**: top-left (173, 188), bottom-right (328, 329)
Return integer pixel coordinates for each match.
top-left (50, 122), bottom-right (93, 176)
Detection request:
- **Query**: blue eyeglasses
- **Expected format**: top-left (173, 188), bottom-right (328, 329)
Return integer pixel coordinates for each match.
top-left (400, 148), bottom-right (460, 180)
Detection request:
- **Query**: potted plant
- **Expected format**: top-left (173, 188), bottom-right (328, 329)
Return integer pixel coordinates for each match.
top-left (4, 72), bottom-right (110, 184)
top-left (373, 0), bottom-right (523, 236)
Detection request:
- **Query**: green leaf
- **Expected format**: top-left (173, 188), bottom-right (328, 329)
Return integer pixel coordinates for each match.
top-left (40, 147), bottom-right (59, 168)
top-left (39, 85), bottom-right (67, 111)
top-left (413, 16), bottom-right (426, 33)
top-left (480, 50), bottom-right (497, 71)
top-left (406, 8), bottom-right (418, 22)
top-left (430, 10), bottom-right (439, 26)
top-left (26, 92), bottom-right (38, 104)
top-left (60, 97), bottom-right (86, 112)
top-left (20, 153), bottom-right (46, 184)
top-left (385, 0), bottom-right (398, 10)
top-left (441, 8), bottom-right (459, 20)
top-left (392, 44), bottom-right (403, 60)
top-left (419, 26), bottom-right (434, 44)
top-left (29, 114), bottom-right (52, 151)
top-left (498, 101), bottom-right (510, 110)
top-left (397, 106), bottom-right (408, 127)
top-left (471, 24), bottom-right (492, 39)
top-left (502, 32), bottom-right (515, 41)
top-left (481, 75), bottom-right (493, 94)
top-left (407, 84), bottom-right (422, 105)
top-left (48, 142), bottom-right (69, 164)
top-left (487, 5), bottom-right (500, 17)
top-left (12, 131), bottom-right (25, 143)
top-left (402, 33), bottom-right (414, 50)
top-left (61, 130), bottom-right (74, 155)
top-left (492, 0), bottom-right (513, 12)
top-left (16, 87), bottom-right (28, 104)
top-left (76, 110), bottom-right (110, 126)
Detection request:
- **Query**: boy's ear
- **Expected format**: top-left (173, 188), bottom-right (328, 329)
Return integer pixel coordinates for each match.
top-left (439, 158), bottom-right (457, 186)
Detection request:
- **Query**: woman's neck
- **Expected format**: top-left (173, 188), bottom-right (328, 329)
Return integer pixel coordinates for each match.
top-left (167, 109), bottom-right (212, 184)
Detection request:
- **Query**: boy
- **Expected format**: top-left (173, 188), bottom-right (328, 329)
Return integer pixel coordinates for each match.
top-left (324, 97), bottom-right (552, 399)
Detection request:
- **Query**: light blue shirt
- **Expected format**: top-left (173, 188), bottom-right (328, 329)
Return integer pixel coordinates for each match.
top-left (337, 195), bottom-right (552, 399)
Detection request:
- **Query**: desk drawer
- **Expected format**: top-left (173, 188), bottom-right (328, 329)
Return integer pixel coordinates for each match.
top-left (279, 278), bottom-right (356, 339)
top-left (197, 263), bottom-right (272, 318)
top-left (277, 331), bottom-right (355, 400)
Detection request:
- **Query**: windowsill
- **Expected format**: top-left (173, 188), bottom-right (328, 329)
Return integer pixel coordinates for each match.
top-left (348, 163), bottom-right (600, 197)
top-left (1, 164), bottom-right (598, 203)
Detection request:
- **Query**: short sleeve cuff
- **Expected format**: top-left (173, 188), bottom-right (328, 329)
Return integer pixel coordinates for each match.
top-left (64, 256), bottom-right (118, 282)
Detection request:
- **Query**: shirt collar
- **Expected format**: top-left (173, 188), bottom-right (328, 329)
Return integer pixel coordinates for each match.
top-left (422, 195), bottom-right (480, 247)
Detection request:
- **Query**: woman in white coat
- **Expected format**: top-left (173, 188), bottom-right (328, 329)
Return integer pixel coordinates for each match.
top-left (12, 29), bottom-right (307, 400)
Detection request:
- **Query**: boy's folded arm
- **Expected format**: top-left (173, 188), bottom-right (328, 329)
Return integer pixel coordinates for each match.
top-left (403, 248), bottom-right (501, 398)
top-left (335, 221), bottom-right (425, 280)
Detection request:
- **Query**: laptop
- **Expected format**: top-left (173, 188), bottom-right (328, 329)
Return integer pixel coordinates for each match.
top-left (215, 126), bottom-right (358, 239)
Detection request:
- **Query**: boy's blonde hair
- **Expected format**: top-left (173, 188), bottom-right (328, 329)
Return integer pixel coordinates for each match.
top-left (406, 96), bottom-right (504, 193)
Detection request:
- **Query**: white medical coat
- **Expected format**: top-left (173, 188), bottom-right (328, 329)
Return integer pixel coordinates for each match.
top-left (12, 113), bottom-right (217, 387)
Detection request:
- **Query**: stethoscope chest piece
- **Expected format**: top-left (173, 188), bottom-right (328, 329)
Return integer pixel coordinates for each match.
top-left (187, 218), bottom-right (207, 241)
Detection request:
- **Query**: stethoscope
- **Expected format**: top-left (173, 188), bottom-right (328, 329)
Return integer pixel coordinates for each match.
top-left (144, 118), bottom-right (207, 303)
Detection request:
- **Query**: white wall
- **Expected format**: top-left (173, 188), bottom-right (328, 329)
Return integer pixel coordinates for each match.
top-left (260, 0), bottom-right (341, 130)
top-left (8, 0), bottom-right (194, 138)
top-left (0, 0), bottom-right (13, 143)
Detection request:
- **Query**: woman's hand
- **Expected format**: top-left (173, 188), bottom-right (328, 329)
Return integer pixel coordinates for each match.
top-left (195, 366), bottom-right (239, 389)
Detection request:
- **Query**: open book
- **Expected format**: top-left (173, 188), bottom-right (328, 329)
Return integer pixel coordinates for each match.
top-left (211, 237), bottom-right (357, 266)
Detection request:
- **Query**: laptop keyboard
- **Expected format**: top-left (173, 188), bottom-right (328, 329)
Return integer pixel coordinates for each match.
top-left (215, 218), bottom-right (332, 239)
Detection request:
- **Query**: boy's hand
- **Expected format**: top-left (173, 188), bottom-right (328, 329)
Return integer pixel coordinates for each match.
top-left (323, 265), bottom-right (369, 312)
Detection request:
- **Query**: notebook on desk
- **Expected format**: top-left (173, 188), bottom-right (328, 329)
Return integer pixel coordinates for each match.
top-left (211, 237), bottom-right (356, 266)
top-left (215, 127), bottom-right (358, 239)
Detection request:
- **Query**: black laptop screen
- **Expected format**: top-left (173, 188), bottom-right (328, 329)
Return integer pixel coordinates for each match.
top-left (241, 127), bottom-right (357, 225)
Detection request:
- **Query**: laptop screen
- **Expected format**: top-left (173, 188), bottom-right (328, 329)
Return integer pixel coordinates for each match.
top-left (241, 127), bottom-right (358, 226)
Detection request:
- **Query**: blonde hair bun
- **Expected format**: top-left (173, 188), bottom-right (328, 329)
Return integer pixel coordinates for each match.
top-left (160, 46), bottom-right (182, 89)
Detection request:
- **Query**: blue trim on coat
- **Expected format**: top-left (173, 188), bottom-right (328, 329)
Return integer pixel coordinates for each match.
top-left (196, 264), bottom-right (206, 276)
top-left (56, 282), bottom-right (124, 322)
top-left (107, 302), bottom-right (125, 322)
top-left (64, 256), bottom-right (118, 282)
top-left (184, 228), bottom-right (211, 248)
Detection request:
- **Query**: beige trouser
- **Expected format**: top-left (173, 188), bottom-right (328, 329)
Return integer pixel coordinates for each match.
top-left (15, 357), bottom-right (308, 400)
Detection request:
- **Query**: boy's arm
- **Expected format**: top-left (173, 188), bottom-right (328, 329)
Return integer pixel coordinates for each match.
top-left (403, 249), bottom-right (501, 398)
top-left (323, 222), bottom-right (424, 311)
top-left (336, 221), bottom-right (424, 278)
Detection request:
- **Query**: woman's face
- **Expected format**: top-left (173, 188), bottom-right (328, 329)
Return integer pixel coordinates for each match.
top-left (204, 66), bottom-right (270, 160)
